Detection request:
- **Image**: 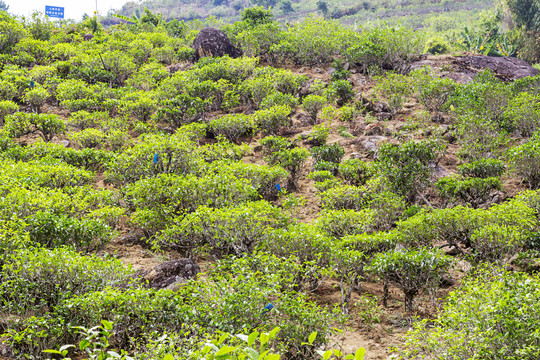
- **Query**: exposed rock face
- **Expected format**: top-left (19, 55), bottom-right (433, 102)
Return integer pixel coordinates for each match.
top-left (192, 28), bottom-right (242, 62)
top-left (459, 56), bottom-right (539, 81)
top-left (409, 55), bottom-right (540, 83)
top-left (138, 259), bottom-right (200, 290)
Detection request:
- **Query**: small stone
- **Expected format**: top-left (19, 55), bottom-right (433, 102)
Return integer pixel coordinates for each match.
top-left (59, 140), bottom-right (70, 148)
top-left (365, 123), bottom-right (383, 136)
top-left (378, 112), bottom-right (393, 121)
top-left (362, 140), bottom-right (377, 152)
top-left (344, 62), bottom-right (350, 71)
top-left (445, 247), bottom-right (460, 256)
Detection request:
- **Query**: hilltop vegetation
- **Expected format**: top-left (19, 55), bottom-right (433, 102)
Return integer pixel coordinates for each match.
top-left (114, 0), bottom-right (494, 29)
top-left (0, 3), bottom-right (540, 360)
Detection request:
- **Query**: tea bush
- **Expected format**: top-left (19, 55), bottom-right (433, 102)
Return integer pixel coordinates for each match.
top-left (212, 160), bottom-right (288, 200)
top-left (253, 105), bottom-right (292, 135)
top-left (5, 112), bottom-right (65, 141)
top-left (0, 247), bottom-right (132, 316)
top-left (157, 201), bottom-right (289, 257)
top-left (302, 94), bottom-right (327, 123)
top-left (209, 113), bottom-right (255, 143)
top-left (0, 100), bottom-right (18, 126)
top-left (377, 140), bottom-right (445, 201)
top-left (436, 176), bottom-right (501, 208)
top-left (368, 248), bottom-right (451, 311)
top-left (507, 131), bottom-right (540, 189)
top-left (457, 158), bottom-right (505, 178)
top-left (315, 209), bottom-right (374, 238)
top-left (373, 73), bottom-right (411, 117)
top-left (503, 92), bottom-right (540, 136)
top-left (126, 173), bottom-right (258, 235)
top-left (338, 158), bottom-right (373, 186)
top-left (470, 224), bottom-right (525, 264)
top-left (105, 129), bottom-right (204, 185)
top-left (399, 268), bottom-right (540, 359)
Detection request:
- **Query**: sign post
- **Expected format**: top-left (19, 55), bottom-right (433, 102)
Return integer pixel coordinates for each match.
top-left (45, 6), bottom-right (64, 19)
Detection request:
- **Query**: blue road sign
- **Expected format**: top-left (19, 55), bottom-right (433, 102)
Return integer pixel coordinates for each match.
top-left (45, 6), bottom-right (64, 19)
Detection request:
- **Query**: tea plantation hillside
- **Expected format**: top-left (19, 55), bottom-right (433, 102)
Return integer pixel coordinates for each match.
top-left (1, 5), bottom-right (540, 360)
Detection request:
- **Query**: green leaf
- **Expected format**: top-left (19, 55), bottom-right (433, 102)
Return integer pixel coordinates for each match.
top-left (268, 327), bottom-right (280, 339)
top-left (215, 346), bottom-right (237, 357)
top-left (101, 319), bottom-right (113, 330)
top-left (248, 331), bottom-right (258, 347)
top-left (236, 334), bottom-right (249, 343)
top-left (79, 339), bottom-right (91, 351)
top-left (260, 332), bottom-right (270, 347)
top-left (355, 348), bottom-right (366, 360)
top-left (308, 332), bottom-right (317, 345)
top-left (163, 355), bottom-right (174, 360)
top-left (42, 350), bottom-right (63, 355)
top-left (323, 350), bottom-right (333, 360)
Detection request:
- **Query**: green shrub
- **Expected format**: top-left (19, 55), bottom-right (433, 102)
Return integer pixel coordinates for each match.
top-left (27, 255), bottom-right (333, 357)
top-left (314, 178), bottom-right (343, 192)
top-left (311, 143), bottom-right (345, 173)
top-left (470, 224), bottom-right (525, 264)
top-left (436, 176), bottom-right (501, 208)
top-left (325, 79), bottom-right (354, 106)
top-left (338, 158), bottom-right (372, 186)
top-left (0, 247), bottom-right (132, 316)
top-left (320, 185), bottom-right (365, 210)
top-left (307, 170), bottom-right (334, 182)
top-left (260, 92), bottom-right (298, 110)
top-left (302, 94), bottom-right (326, 123)
top-left (399, 268), bottom-right (540, 359)
top-left (425, 37), bottom-right (450, 54)
top-left (119, 94), bottom-right (158, 122)
top-left (157, 201), bottom-right (290, 257)
top-left (455, 113), bottom-right (508, 161)
top-left (373, 73), bottom-right (411, 117)
top-left (69, 128), bottom-right (107, 149)
top-left (368, 248), bottom-right (451, 311)
top-left (308, 123), bottom-right (330, 146)
top-left (457, 158), bottom-right (505, 178)
top-left (0, 159), bottom-right (94, 188)
top-left (215, 161), bottom-right (289, 200)
top-left (3, 141), bottom-right (114, 171)
top-left (28, 211), bottom-right (114, 252)
top-left (0, 100), bottom-right (18, 126)
top-left (105, 129), bottom-right (204, 185)
top-left (410, 66), bottom-right (456, 116)
top-left (270, 16), bottom-right (355, 65)
top-left (377, 140), bottom-right (445, 201)
top-left (5, 112), bottom-right (65, 141)
top-left (346, 24), bottom-right (424, 73)
top-left (209, 114), bottom-right (254, 143)
top-left (126, 173), bottom-right (258, 235)
top-left (253, 105), bottom-right (291, 135)
top-left (507, 131), bottom-right (540, 189)
top-left (154, 93), bottom-right (207, 128)
top-left (259, 224), bottom-right (333, 290)
top-left (315, 209), bottom-right (374, 238)
top-left (22, 86), bottom-right (49, 113)
top-left (260, 137), bottom-right (309, 189)
top-left (504, 92), bottom-right (540, 136)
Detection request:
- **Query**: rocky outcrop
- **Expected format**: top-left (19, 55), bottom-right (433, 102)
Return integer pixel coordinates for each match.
top-left (192, 28), bottom-right (242, 62)
top-left (409, 55), bottom-right (540, 84)
top-left (136, 259), bottom-right (200, 290)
